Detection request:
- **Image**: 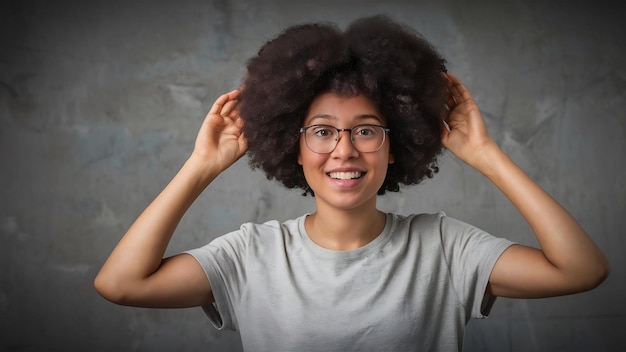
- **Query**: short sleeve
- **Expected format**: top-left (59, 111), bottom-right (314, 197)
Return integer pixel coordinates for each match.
top-left (185, 227), bottom-right (250, 331)
top-left (438, 214), bottom-right (514, 319)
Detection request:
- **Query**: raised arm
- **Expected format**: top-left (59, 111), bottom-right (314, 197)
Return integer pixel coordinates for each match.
top-left (94, 90), bottom-right (247, 307)
top-left (441, 73), bottom-right (609, 298)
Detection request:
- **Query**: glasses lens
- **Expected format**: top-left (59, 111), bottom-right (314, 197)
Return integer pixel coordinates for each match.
top-left (352, 125), bottom-right (385, 152)
top-left (305, 125), bottom-right (337, 153)
top-left (303, 125), bottom-right (387, 153)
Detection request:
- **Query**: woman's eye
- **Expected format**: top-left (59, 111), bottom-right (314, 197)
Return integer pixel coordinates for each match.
top-left (313, 128), bottom-right (332, 137)
top-left (355, 127), bottom-right (375, 136)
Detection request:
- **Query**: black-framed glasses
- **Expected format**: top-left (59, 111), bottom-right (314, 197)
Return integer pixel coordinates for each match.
top-left (299, 124), bottom-right (391, 154)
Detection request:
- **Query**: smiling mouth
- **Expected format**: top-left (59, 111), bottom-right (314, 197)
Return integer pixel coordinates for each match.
top-left (328, 171), bottom-right (364, 180)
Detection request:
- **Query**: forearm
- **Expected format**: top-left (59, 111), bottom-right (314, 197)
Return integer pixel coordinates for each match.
top-left (476, 144), bottom-right (608, 280)
top-left (95, 156), bottom-right (220, 293)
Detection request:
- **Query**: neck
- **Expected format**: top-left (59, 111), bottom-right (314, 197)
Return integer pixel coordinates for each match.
top-left (305, 199), bottom-right (386, 251)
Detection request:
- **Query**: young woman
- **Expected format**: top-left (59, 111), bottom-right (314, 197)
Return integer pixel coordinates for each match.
top-left (94, 15), bottom-right (609, 351)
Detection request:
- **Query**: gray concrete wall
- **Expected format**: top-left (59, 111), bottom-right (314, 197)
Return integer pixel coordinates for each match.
top-left (1, 0), bottom-right (624, 351)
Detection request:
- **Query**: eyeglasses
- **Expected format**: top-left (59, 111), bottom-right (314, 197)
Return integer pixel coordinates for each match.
top-left (299, 124), bottom-right (391, 154)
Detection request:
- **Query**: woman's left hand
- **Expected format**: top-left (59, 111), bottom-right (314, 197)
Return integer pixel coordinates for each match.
top-left (440, 74), bottom-right (608, 299)
top-left (441, 73), bottom-right (498, 171)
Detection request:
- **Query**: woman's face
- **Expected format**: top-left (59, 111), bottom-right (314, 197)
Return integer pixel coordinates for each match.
top-left (298, 92), bottom-right (394, 212)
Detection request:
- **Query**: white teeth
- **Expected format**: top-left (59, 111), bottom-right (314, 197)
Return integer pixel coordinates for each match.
top-left (328, 171), bottom-right (362, 180)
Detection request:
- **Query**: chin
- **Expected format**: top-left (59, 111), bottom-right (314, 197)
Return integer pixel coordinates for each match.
top-left (316, 191), bottom-right (379, 211)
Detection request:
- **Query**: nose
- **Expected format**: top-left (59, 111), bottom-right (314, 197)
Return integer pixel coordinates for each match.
top-left (331, 130), bottom-right (359, 159)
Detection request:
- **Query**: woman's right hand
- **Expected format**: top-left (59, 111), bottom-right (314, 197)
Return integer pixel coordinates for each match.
top-left (94, 90), bottom-right (248, 308)
top-left (191, 89), bottom-right (248, 172)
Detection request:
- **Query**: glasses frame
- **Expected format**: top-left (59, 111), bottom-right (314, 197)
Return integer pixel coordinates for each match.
top-left (299, 124), bottom-right (391, 154)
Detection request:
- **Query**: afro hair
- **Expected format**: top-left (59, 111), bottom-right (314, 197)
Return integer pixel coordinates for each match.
top-left (238, 15), bottom-right (448, 195)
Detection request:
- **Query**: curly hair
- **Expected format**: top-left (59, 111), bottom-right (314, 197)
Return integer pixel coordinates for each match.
top-left (238, 15), bottom-right (448, 195)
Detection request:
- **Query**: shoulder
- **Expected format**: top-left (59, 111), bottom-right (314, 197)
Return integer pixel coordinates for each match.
top-left (209, 215), bottom-right (306, 251)
top-left (390, 211), bottom-right (503, 246)
top-left (380, 212), bottom-right (447, 252)
top-left (390, 211), bottom-right (446, 234)
top-left (238, 215), bottom-right (304, 238)
top-left (394, 211), bottom-right (490, 237)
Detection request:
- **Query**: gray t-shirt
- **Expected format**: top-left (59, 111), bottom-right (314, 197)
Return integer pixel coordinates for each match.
top-left (186, 212), bottom-right (514, 351)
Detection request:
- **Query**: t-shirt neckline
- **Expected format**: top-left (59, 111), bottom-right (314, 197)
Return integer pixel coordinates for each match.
top-left (297, 212), bottom-right (395, 260)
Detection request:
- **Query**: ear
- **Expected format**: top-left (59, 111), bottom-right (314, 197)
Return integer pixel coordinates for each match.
top-left (388, 152), bottom-right (395, 164)
top-left (298, 153), bottom-right (303, 165)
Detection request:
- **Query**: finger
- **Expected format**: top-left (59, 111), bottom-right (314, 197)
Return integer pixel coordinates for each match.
top-left (208, 93), bottom-right (230, 115)
top-left (445, 73), bottom-right (474, 104)
top-left (441, 73), bottom-right (459, 112)
top-left (232, 107), bottom-right (243, 125)
top-left (440, 119), bottom-right (452, 149)
top-left (223, 90), bottom-right (242, 117)
top-left (444, 94), bottom-right (457, 112)
top-left (442, 119), bottom-right (451, 132)
top-left (447, 79), bottom-right (464, 106)
top-left (234, 111), bottom-right (244, 130)
top-left (221, 99), bottom-right (238, 116)
top-left (209, 89), bottom-right (240, 115)
top-left (238, 131), bottom-right (248, 151)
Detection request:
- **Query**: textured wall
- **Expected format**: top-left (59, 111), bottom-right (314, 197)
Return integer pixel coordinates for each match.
top-left (1, 0), bottom-right (624, 351)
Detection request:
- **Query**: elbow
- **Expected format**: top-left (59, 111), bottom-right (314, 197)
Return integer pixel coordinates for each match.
top-left (93, 272), bottom-right (132, 306)
top-left (576, 256), bottom-right (610, 292)
top-left (591, 257), bottom-right (610, 289)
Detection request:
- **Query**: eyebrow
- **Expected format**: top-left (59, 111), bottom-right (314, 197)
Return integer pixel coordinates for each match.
top-left (307, 113), bottom-right (384, 124)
